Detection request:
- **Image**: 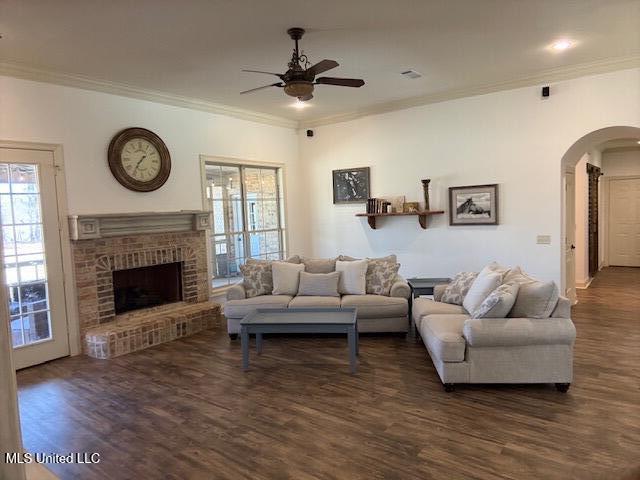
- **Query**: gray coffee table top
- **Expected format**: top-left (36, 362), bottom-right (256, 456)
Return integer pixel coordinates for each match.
top-left (240, 308), bottom-right (359, 373)
top-left (241, 308), bottom-right (357, 325)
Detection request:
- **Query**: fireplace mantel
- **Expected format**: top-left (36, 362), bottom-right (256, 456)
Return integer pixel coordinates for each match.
top-left (69, 211), bottom-right (211, 240)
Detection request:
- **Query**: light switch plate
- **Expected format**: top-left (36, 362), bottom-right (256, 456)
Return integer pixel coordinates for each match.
top-left (536, 235), bottom-right (551, 245)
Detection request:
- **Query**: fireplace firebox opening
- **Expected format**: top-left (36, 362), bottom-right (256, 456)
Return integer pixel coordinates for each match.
top-left (113, 262), bottom-right (183, 314)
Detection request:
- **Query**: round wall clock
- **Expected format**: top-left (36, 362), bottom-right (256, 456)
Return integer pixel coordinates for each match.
top-left (108, 127), bottom-right (171, 192)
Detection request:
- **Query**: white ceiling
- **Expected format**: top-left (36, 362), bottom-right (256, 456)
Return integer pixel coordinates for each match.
top-left (1, 0), bottom-right (639, 125)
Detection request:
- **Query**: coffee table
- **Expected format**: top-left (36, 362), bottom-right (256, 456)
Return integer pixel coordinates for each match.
top-left (240, 308), bottom-right (359, 374)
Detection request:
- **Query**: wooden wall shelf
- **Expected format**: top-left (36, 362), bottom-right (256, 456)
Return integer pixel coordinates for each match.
top-left (355, 210), bottom-right (445, 230)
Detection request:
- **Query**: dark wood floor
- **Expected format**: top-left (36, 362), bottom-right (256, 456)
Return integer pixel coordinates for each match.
top-left (17, 267), bottom-right (640, 480)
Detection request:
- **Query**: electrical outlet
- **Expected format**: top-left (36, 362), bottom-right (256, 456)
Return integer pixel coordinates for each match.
top-left (536, 235), bottom-right (551, 245)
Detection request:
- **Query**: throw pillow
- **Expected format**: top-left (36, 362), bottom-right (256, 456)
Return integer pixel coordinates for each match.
top-left (297, 272), bottom-right (340, 297)
top-left (335, 259), bottom-right (368, 295)
top-left (485, 261), bottom-right (510, 277)
top-left (504, 267), bottom-right (560, 318)
top-left (462, 266), bottom-right (503, 314)
top-left (272, 262), bottom-right (305, 296)
top-left (441, 272), bottom-right (479, 305)
top-left (471, 282), bottom-right (520, 318)
top-left (239, 262), bottom-right (273, 298)
top-left (366, 260), bottom-right (400, 296)
top-left (339, 254), bottom-right (397, 263)
top-left (301, 257), bottom-right (337, 274)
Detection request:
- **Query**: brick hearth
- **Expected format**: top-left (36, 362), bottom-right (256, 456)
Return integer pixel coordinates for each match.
top-left (71, 230), bottom-right (216, 357)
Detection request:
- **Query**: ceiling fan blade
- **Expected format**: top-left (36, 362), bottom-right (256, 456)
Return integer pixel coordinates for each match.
top-left (242, 69), bottom-right (284, 79)
top-left (298, 93), bottom-right (313, 101)
top-left (307, 59), bottom-right (339, 77)
top-left (240, 82), bottom-right (283, 94)
top-left (315, 77), bottom-right (365, 87)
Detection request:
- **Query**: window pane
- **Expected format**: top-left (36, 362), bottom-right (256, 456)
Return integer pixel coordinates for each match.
top-left (243, 168), bottom-right (261, 199)
top-left (246, 200), bottom-right (278, 231)
top-left (10, 317), bottom-right (23, 347)
top-left (14, 225), bottom-right (43, 256)
top-left (1, 194), bottom-right (13, 224)
top-left (211, 199), bottom-right (243, 233)
top-left (243, 167), bottom-right (278, 200)
top-left (18, 255), bottom-right (46, 283)
top-left (12, 194), bottom-right (41, 224)
top-left (10, 164), bottom-right (39, 193)
top-left (260, 169), bottom-right (278, 199)
top-left (206, 165), bottom-right (241, 199)
top-left (248, 232), bottom-right (266, 258)
top-left (3, 228), bottom-right (16, 257)
top-left (20, 282), bottom-right (49, 313)
top-left (0, 165), bottom-right (10, 194)
top-left (8, 286), bottom-right (20, 315)
top-left (21, 310), bottom-right (51, 343)
top-left (212, 234), bottom-right (244, 278)
top-left (265, 231), bottom-right (281, 254)
top-left (212, 200), bottom-right (226, 235)
top-left (262, 200), bottom-right (279, 230)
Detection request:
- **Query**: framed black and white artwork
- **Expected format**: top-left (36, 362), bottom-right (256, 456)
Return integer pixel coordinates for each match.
top-left (332, 167), bottom-right (370, 204)
top-left (449, 184), bottom-right (499, 225)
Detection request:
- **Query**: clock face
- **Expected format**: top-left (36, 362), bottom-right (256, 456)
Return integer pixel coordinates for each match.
top-left (108, 128), bottom-right (171, 192)
top-left (120, 138), bottom-right (161, 182)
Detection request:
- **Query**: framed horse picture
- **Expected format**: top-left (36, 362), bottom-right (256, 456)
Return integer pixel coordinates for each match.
top-left (449, 184), bottom-right (499, 225)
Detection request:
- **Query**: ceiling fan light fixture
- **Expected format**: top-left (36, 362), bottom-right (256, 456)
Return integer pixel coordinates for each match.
top-left (284, 81), bottom-right (314, 98)
top-left (292, 99), bottom-right (309, 109)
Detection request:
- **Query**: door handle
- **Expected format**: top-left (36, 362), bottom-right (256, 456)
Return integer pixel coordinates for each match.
top-left (570, 244), bottom-right (576, 250)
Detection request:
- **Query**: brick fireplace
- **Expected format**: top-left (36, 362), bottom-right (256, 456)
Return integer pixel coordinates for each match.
top-left (69, 212), bottom-right (220, 358)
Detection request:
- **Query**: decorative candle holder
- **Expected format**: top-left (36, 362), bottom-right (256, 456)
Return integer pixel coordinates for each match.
top-left (421, 179), bottom-right (431, 211)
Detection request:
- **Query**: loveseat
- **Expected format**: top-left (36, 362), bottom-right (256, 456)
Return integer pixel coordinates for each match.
top-left (225, 255), bottom-right (410, 337)
top-left (412, 264), bottom-right (576, 391)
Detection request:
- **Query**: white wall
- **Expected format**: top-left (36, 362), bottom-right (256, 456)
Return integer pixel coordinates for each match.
top-left (0, 76), bottom-right (309, 254)
top-left (602, 148), bottom-right (640, 176)
top-left (299, 68), bottom-right (640, 284)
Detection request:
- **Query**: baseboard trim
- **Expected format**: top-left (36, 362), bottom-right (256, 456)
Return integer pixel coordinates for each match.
top-left (576, 278), bottom-right (594, 289)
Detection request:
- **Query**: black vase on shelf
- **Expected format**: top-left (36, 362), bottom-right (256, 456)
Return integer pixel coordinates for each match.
top-left (421, 179), bottom-right (431, 211)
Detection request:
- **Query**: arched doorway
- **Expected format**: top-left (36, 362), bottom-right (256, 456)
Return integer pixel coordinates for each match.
top-left (561, 126), bottom-right (640, 303)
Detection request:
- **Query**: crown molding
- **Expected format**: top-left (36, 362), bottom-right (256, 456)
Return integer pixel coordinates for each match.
top-left (0, 62), bottom-right (298, 129)
top-left (301, 54), bottom-right (640, 128)
top-left (3, 54), bottom-right (639, 131)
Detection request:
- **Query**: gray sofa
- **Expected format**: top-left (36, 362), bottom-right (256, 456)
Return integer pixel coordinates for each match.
top-left (225, 259), bottom-right (410, 337)
top-left (413, 285), bottom-right (576, 392)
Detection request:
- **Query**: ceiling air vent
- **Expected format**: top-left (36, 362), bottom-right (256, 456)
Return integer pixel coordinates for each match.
top-left (401, 70), bottom-right (422, 79)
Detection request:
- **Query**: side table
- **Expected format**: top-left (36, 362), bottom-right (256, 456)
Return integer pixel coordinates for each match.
top-left (407, 278), bottom-right (451, 334)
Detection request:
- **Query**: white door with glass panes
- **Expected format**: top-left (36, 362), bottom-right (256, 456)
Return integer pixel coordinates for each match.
top-left (0, 148), bottom-right (69, 369)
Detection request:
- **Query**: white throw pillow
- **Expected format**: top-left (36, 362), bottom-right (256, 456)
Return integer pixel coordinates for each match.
top-left (485, 261), bottom-right (510, 277)
top-left (271, 262), bottom-right (305, 295)
top-left (504, 267), bottom-right (560, 318)
top-left (335, 259), bottom-right (367, 295)
top-left (471, 282), bottom-right (520, 318)
top-left (462, 266), bottom-right (503, 314)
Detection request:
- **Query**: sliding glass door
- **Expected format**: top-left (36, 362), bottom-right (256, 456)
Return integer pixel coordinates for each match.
top-left (205, 163), bottom-right (286, 288)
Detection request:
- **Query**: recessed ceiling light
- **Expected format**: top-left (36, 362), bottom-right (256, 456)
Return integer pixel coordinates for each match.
top-left (551, 39), bottom-right (573, 51)
top-left (637, 140), bottom-right (640, 145)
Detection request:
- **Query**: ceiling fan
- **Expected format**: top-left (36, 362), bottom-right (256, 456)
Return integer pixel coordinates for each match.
top-left (241, 27), bottom-right (365, 101)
